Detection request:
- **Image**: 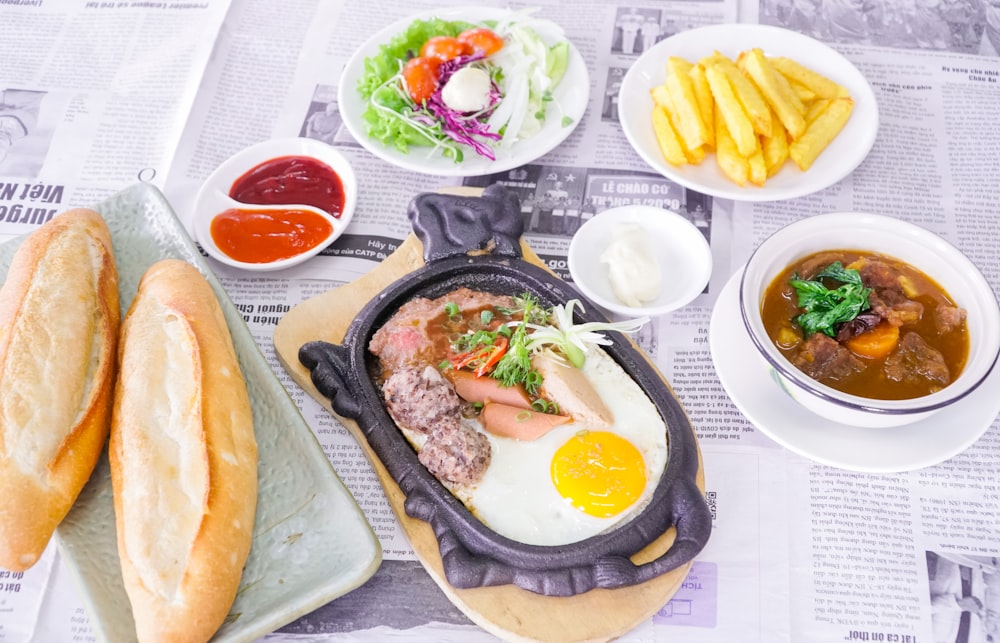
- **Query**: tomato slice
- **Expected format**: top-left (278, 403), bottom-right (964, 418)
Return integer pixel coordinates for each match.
top-left (475, 336), bottom-right (509, 377)
top-left (448, 336), bottom-right (509, 377)
top-left (457, 27), bottom-right (504, 56)
top-left (402, 56), bottom-right (441, 104)
top-left (420, 36), bottom-right (471, 61)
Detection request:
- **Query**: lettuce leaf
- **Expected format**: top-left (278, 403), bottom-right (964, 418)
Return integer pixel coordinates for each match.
top-left (358, 18), bottom-right (475, 154)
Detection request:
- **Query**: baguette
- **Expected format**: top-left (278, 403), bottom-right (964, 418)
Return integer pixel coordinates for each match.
top-left (110, 259), bottom-right (257, 643)
top-left (0, 208), bottom-right (119, 572)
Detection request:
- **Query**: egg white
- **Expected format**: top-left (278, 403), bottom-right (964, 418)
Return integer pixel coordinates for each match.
top-left (451, 347), bottom-right (668, 547)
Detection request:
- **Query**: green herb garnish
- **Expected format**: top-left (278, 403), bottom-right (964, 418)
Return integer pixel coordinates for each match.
top-left (789, 262), bottom-right (872, 337)
top-left (491, 295), bottom-right (542, 394)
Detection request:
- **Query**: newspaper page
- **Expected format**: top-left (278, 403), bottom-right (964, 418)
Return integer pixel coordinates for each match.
top-left (0, 1), bottom-right (231, 641)
top-left (0, 0), bottom-right (232, 246)
top-left (3, 0), bottom-right (1000, 640)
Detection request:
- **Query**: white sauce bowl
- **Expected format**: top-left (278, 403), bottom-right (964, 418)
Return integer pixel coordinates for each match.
top-left (568, 205), bottom-right (712, 317)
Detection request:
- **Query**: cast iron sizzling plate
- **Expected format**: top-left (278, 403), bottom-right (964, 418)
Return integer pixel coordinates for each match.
top-left (298, 185), bottom-right (712, 597)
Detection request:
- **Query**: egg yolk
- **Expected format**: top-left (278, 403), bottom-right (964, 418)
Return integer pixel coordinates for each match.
top-left (550, 431), bottom-right (646, 518)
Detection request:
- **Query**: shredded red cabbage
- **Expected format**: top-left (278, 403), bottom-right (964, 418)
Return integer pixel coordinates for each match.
top-left (408, 53), bottom-right (504, 160)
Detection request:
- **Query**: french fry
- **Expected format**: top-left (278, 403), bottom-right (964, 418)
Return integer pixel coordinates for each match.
top-left (788, 79), bottom-right (818, 103)
top-left (651, 84), bottom-right (671, 109)
top-left (769, 56), bottom-right (850, 99)
top-left (714, 103), bottom-right (749, 186)
top-left (710, 56), bottom-right (772, 137)
top-left (665, 56), bottom-right (710, 151)
top-left (760, 111), bottom-right (789, 177)
top-left (748, 144), bottom-right (767, 187)
top-left (688, 63), bottom-right (715, 148)
top-left (739, 48), bottom-right (806, 140)
top-left (805, 98), bottom-right (831, 125)
top-left (651, 104), bottom-right (688, 166)
top-left (770, 66), bottom-right (808, 117)
top-left (704, 64), bottom-right (757, 157)
top-left (697, 51), bottom-right (724, 67)
top-left (652, 84), bottom-right (705, 164)
top-left (789, 97), bottom-right (854, 171)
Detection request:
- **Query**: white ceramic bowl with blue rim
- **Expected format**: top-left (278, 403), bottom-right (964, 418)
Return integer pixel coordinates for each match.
top-left (739, 212), bottom-right (1000, 428)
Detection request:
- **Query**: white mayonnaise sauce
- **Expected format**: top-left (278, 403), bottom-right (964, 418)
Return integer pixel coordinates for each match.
top-left (599, 222), bottom-right (662, 307)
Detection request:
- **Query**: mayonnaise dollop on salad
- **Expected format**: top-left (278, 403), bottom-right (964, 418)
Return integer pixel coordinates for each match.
top-left (442, 67), bottom-right (493, 112)
top-left (358, 11), bottom-right (572, 162)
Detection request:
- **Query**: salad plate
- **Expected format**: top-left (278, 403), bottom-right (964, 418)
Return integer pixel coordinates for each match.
top-left (618, 24), bottom-right (879, 202)
top-left (710, 270), bottom-right (1000, 472)
top-left (338, 7), bottom-right (590, 177)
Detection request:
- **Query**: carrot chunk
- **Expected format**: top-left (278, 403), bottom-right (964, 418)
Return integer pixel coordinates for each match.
top-left (845, 322), bottom-right (900, 360)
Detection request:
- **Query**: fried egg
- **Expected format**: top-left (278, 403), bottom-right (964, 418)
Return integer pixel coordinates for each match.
top-left (452, 347), bottom-right (668, 546)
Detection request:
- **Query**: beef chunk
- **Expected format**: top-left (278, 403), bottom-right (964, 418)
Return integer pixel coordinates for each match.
top-left (869, 288), bottom-right (923, 327)
top-left (370, 325), bottom-right (433, 373)
top-left (859, 260), bottom-right (903, 289)
top-left (799, 252), bottom-right (851, 278)
top-left (382, 366), bottom-right (463, 435)
top-left (369, 287), bottom-right (514, 371)
top-left (419, 424), bottom-right (492, 486)
top-left (934, 305), bottom-right (967, 334)
top-left (792, 332), bottom-right (865, 381)
top-left (884, 332), bottom-right (950, 387)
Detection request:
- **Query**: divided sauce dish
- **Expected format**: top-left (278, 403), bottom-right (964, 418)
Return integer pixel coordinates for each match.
top-left (192, 137), bottom-right (357, 271)
top-left (739, 212), bottom-right (1000, 428)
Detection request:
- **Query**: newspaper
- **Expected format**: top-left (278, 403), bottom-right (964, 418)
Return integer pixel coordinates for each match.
top-left (2, 0), bottom-right (999, 641)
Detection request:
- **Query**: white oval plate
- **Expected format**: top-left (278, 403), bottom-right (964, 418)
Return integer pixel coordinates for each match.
top-left (619, 24), bottom-right (879, 202)
top-left (710, 270), bottom-right (1000, 472)
top-left (568, 205), bottom-right (712, 317)
top-left (338, 7), bottom-right (590, 177)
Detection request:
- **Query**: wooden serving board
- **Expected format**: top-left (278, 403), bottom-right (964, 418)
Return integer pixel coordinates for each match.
top-left (273, 232), bottom-right (706, 643)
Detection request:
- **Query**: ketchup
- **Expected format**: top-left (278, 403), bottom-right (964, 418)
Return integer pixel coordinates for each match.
top-left (210, 208), bottom-right (333, 264)
top-left (229, 155), bottom-right (346, 218)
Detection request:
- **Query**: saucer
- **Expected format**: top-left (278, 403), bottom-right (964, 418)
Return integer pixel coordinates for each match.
top-left (709, 269), bottom-right (1000, 472)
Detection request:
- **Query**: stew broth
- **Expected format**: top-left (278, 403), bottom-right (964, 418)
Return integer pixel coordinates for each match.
top-left (760, 250), bottom-right (969, 400)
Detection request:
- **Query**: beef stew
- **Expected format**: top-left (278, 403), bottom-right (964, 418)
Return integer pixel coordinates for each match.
top-left (760, 250), bottom-right (969, 400)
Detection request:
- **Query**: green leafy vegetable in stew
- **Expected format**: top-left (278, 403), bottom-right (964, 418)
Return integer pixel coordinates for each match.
top-left (789, 262), bottom-right (872, 337)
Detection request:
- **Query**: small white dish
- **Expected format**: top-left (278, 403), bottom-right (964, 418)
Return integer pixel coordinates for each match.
top-left (337, 7), bottom-right (589, 177)
top-left (193, 137), bottom-right (357, 271)
top-left (618, 23), bottom-right (879, 202)
top-left (739, 212), bottom-right (1000, 428)
top-left (568, 205), bottom-right (712, 317)
top-left (711, 270), bottom-right (1000, 472)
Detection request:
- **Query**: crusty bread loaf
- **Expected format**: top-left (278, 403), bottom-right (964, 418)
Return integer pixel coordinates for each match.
top-left (0, 208), bottom-right (120, 572)
top-left (109, 259), bottom-right (257, 643)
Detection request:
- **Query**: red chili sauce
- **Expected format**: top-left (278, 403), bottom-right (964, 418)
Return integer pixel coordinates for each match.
top-left (210, 208), bottom-right (333, 264)
top-left (229, 155), bottom-right (346, 218)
